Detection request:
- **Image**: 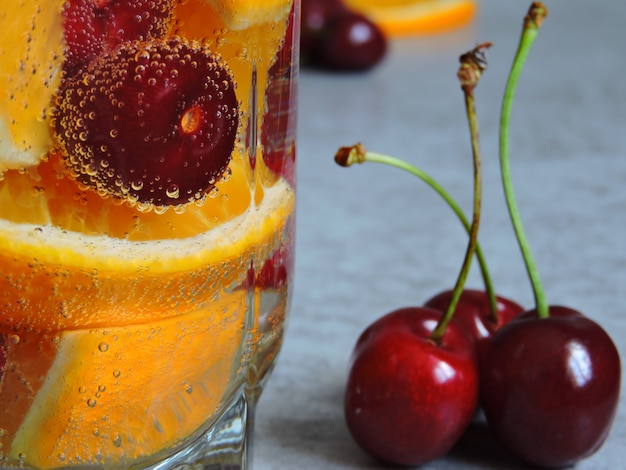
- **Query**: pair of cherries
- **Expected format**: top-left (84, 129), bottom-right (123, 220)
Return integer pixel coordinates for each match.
top-left (301, 0), bottom-right (387, 71)
top-left (344, 289), bottom-right (620, 467)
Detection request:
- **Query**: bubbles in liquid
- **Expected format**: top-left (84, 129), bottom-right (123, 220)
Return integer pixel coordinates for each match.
top-left (98, 342), bottom-right (109, 352)
top-left (166, 184), bottom-right (180, 199)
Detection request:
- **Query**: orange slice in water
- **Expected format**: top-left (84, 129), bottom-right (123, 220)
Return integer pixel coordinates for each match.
top-left (0, 0), bottom-right (64, 171)
top-left (0, 176), bottom-right (294, 331)
top-left (205, 0), bottom-right (292, 30)
top-left (344, 0), bottom-right (477, 37)
top-left (5, 289), bottom-right (247, 468)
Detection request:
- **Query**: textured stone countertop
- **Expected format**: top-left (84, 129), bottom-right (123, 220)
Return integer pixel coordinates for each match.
top-left (255, 1), bottom-right (626, 468)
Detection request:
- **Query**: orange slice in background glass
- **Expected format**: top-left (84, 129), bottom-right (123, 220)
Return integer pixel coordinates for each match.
top-left (343, 0), bottom-right (477, 37)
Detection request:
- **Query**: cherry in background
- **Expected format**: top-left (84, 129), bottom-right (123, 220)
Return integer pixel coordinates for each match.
top-left (344, 307), bottom-right (478, 466)
top-left (301, 0), bottom-right (347, 63)
top-left (301, 0), bottom-right (386, 71)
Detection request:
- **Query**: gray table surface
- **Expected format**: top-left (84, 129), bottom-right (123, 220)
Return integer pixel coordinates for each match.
top-left (255, 1), bottom-right (626, 468)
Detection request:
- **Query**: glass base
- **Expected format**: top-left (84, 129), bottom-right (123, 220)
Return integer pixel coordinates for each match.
top-left (145, 390), bottom-right (254, 470)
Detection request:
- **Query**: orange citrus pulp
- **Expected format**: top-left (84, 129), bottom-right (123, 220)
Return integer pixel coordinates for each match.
top-left (344, 0), bottom-right (477, 37)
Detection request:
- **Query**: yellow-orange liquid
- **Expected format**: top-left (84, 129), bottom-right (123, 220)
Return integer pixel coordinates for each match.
top-left (0, 0), bottom-right (297, 467)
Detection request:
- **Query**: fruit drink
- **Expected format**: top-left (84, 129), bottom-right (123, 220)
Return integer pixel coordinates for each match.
top-left (0, 0), bottom-right (297, 468)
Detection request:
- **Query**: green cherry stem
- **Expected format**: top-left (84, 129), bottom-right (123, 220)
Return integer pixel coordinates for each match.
top-left (499, 2), bottom-right (549, 318)
top-left (429, 43), bottom-right (489, 342)
top-left (334, 147), bottom-right (499, 322)
top-left (334, 43), bottom-right (493, 341)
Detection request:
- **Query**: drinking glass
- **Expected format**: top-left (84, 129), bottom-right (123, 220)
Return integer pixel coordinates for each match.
top-left (0, 0), bottom-right (298, 468)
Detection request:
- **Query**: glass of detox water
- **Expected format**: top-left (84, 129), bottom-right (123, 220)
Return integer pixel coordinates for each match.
top-left (0, 0), bottom-right (298, 468)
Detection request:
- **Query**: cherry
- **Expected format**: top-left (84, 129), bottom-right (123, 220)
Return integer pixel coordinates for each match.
top-left (261, 5), bottom-right (298, 186)
top-left (479, 4), bottom-right (621, 467)
top-left (344, 307), bottom-right (478, 466)
top-left (252, 216), bottom-right (295, 290)
top-left (319, 11), bottom-right (387, 71)
top-left (300, 0), bottom-right (347, 64)
top-left (53, 37), bottom-right (239, 207)
top-left (480, 307), bottom-right (621, 467)
top-left (343, 46), bottom-right (489, 466)
top-left (62, 0), bottom-right (174, 76)
top-left (424, 289), bottom-right (523, 361)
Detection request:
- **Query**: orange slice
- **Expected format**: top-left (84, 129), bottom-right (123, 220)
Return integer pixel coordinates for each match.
top-left (0, 178), bottom-right (294, 331)
top-left (205, 0), bottom-right (292, 30)
top-left (6, 289), bottom-right (246, 468)
top-left (344, 0), bottom-right (477, 37)
top-left (0, 0), bottom-right (64, 172)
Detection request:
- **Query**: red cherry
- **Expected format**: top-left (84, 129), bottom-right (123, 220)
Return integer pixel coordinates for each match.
top-left (344, 307), bottom-right (478, 466)
top-left (261, 5), bottom-right (298, 186)
top-left (300, 0), bottom-right (347, 64)
top-left (53, 37), bottom-right (239, 207)
top-left (424, 288), bottom-right (524, 362)
top-left (62, 0), bottom-right (174, 76)
top-left (480, 306), bottom-right (621, 467)
top-left (319, 11), bottom-right (387, 71)
top-left (254, 215), bottom-right (295, 290)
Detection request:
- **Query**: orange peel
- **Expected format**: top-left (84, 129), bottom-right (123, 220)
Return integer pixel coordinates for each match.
top-left (344, 0), bottom-right (477, 37)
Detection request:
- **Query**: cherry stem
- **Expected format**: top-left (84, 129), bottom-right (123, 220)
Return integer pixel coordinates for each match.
top-left (334, 148), bottom-right (498, 322)
top-left (429, 44), bottom-right (488, 342)
top-left (499, 2), bottom-right (549, 319)
top-left (334, 43), bottom-right (492, 342)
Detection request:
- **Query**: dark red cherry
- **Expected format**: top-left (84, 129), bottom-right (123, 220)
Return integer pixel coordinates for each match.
top-left (261, 5), bottom-right (298, 186)
top-left (319, 11), bottom-right (387, 71)
top-left (345, 307), bottom-right (478, 466)
top-left (425, 288), bottom-right (524, 363)
top-left (62, 0), bottom-right (174, 76)
top-left (481, 306), bottom-right (621, 467)
top-left (246, 215), bottom-right (294, 290)
top-left (53, 37), bottom-right (239, 207)
top-left (300, 0), bottom-right (347, 63)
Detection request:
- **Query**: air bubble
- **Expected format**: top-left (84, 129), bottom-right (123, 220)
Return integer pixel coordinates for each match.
top-left (166, 184), bottom-right (180, 199)
top-left (98, 342), bottom-right (109, 352)
top-left (87, 398), bottom-right (97, 407)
